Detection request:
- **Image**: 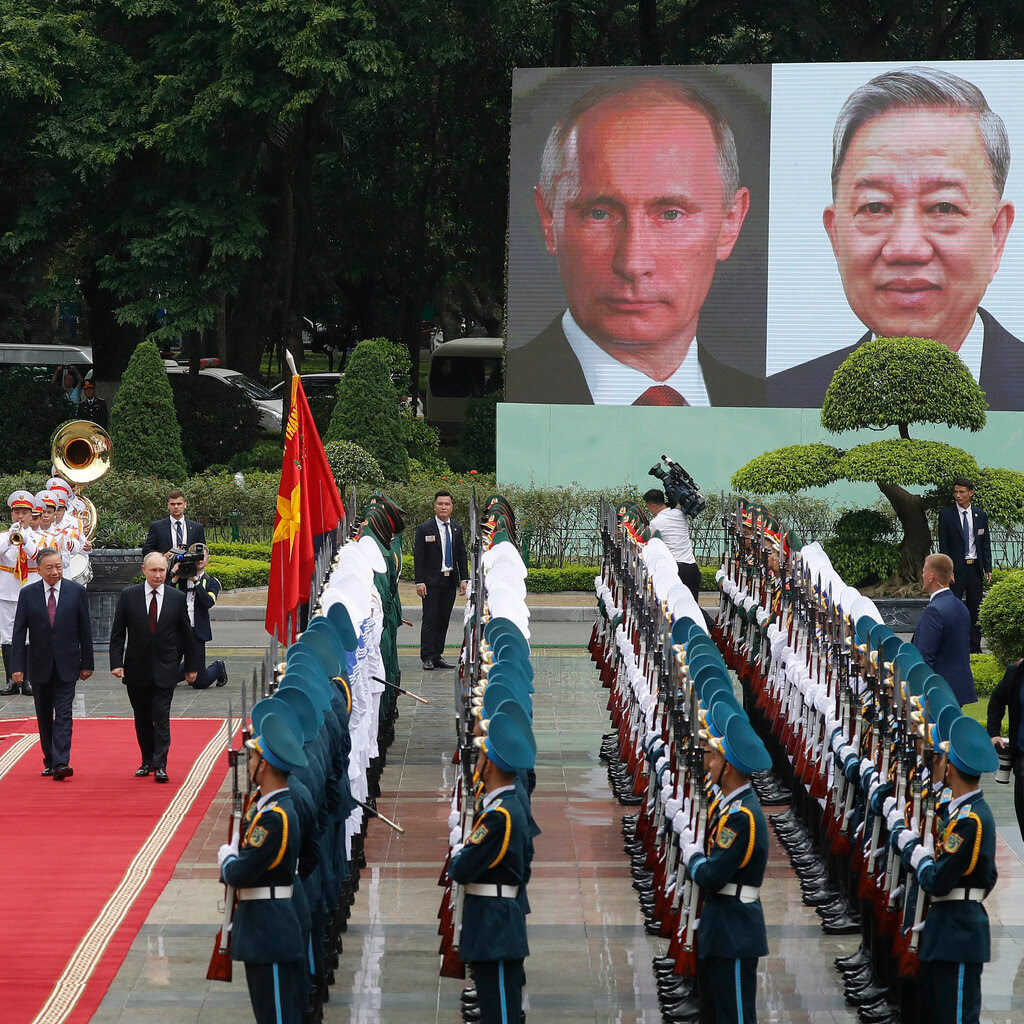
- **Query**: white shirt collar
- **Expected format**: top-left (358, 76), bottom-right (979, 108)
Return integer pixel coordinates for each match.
top-left (483, 784), bottom-right (516, 809)
top-left (720, 783), bottom-right (752, 806)
top-left (149, 583), bottom-right (164, 598)
top-left (949, 788), bottom-right (982, 813)
top-left (561, 310), bottom-right (710, 406)
top-left (47, 581), bottom-right (61, 597)
top-left (435, 516), bottom-right (451, 532)
top-left (929, 586), bottom-right (950, 602)
top-left (257, 786), bottom-right (289, 809)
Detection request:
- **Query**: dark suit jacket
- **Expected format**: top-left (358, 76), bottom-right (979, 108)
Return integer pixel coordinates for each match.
top-left (109, 583), bottom-right (198, 688)
top-left (912, 589), bottom-right (976, 706)
top-left (508, 316), bottom-right (765, 407)
top-left (938, 503), bottom-right (992, 578)
top-left (987, 658), bottom-right (1024, 758)
top-left (413, 519), bottom-right (468, 586)
top-left (142, 516), bottom-right (206, 557)
top-left (767, 308), bottom-right (1024, 409)
top-left (189, 572), bottom-right (221, 643)
top-left (11, 579), bottom-right (94, 683)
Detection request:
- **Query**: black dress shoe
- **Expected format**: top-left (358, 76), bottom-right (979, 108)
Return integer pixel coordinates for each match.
top-left (20, 683), bottom-right (32, 696)
top-left (135, 764), bottom-right (152, 777)
top-left (433, 659), bottom-right (454, 669)
top-left (0, 683), bottom-right (17, 696)
top-left (53, 764), bottom-right (73, 780)
top-left (460, 988), bottom-right (478, 1004)
top-left (846, 983), bottom-right (888, 1006)
top-left (661, 997), bottom-right (701, 1022)
top-left (41, 767), bottom-right (53, 777)
top-left (836, 948), bottom-right (870, 970)
top-left (154, 768), bottom-right (169, 783)
top-left (462, 1008), bottom-right (482, 1023)
top-left (822, 914), bottom-right (862, 935)
top-left (216, 665), bottom-right (229, 687)
top-left (422, 661), bottom-right (434, 670)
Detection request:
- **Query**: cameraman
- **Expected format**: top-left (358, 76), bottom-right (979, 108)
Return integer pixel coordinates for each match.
top-left (643, 488), bottom-right (700, 600)
top-left (175, 547), bottom-right (227, 689)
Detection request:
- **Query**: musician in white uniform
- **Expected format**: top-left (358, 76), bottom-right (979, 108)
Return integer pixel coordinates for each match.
top-left (1, 491), bottom-right (40, 696)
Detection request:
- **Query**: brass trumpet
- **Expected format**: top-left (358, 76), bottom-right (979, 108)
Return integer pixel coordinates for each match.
top-left (51, 419), bottom-right (113, 542)
top-left (8, 525), bottom-right (23, 546)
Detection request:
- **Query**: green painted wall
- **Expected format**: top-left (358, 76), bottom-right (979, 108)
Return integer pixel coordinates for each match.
top-left (497, 405), bottom-right (1024, 506)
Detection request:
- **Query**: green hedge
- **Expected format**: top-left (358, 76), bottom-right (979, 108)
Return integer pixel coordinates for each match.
top-left (970, 654), bottom-right (1003, 700)
top-left (208, 555), bottom-right (271, 589)
top-left (207, 541), bottom-right (273, 561)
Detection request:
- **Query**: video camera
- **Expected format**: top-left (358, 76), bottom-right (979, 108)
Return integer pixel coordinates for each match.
top-left (167, 542), bottom-right (208, 581)
top-left (649, 454), bottom-right (706, 518)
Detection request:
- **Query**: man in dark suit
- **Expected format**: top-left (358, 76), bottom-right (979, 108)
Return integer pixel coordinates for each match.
top-left (11, 549), bottom-right (93, 778)
top-left (110, 551), bottom-right (198, 782)
top-left (912, 554), bottom-right (976, 706)
top-left (181, 549), bottom-right (227, 689)
top-left (938, 477), bottom-right (992, 654)
top-left (414, 490), bottom-right (468, 670)
top-left (511, 77), bottom-right (756, 408)
top-left (769, 68), bottom-right (1022, 410)
top-left (141, 491), bottom-right (206, 577)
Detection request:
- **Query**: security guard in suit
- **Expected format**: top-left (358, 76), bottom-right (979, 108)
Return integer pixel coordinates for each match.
top-left (181, 550), bottom-right (227, 688)
top-left (219, 714), bottom-right (307, 1024)
top-left (681, 709), bottom-right (771, 1024)
top-left (448, 710), bottom-right (534, 1024)
top-left (889, 715), bottom-right (998, 1024)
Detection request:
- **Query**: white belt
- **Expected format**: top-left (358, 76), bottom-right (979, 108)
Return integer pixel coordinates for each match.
top-left (464, 883), bottom-right (519, 898)
top-left (237, 885), bottom-right (294, 901)
top-left (717, 883), bottom-right (761, 903)
top-left (931, 887), bottom-right (986, 903)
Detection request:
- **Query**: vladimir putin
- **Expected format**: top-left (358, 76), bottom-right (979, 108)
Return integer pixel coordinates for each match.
top-left (510, 77), bottom-right (758, 406)
top-left (771, 67), bottom-right (1024, 408)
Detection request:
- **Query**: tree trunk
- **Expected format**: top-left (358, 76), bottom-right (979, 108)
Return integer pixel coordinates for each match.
top-left (80, 267), bottom-right (146, 378)
top-left (876, 481), bottom-right (931, 584)
top-left (639, 0), bottom-right (659, 65)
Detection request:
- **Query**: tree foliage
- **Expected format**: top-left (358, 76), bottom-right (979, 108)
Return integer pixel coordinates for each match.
top-left (324, 440), bottom-right (385, 498)
top-left (822, 337), bottom-right (988, 435)
top-left (0, 368), bottom-right (78, 472)
top-left (324, 340), bottom-right (409, 482)
top-left (109, 340), bottom-right (187, 480)
top-left (979, 571), bottom-right (1024, 667)
top-left (168, 373), bottom-right (260, 474)
top-left (731, 443), bottom-right (844, 493)
top-left (838, 439), bottom-right (980, 487)
top-left (974, 467), bottom-right (1024, 528)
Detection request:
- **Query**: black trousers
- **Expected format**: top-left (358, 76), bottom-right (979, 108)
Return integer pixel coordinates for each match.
top-left (698, 956), bottom-right (758, 1024)
top-left (178, 639), bottom-right (225, 689)
top-left (919, 960), bottom-right (982, 1024)
top-left (126, 684), bottom-right (175, 769)
top-left (950, 562), bottom-right (984, 653)
top-left (676, 561), bottom-right (701, 602)
top-left (244, 960), bottom-right (305, 1024)
top-left (419, 576), bottom-right (458, 663)
top-left (1013, 754), bottom-right (1024, 845)
top-left (472, 958), bottom-right (524, 1024)
top-left (33, 667), bottom-right (76, 768)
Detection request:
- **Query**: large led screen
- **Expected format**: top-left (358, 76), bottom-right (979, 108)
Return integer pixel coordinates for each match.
top-left (505, 62), bottom-right (1024, 410)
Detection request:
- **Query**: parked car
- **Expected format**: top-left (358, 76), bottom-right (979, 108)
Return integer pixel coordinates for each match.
top-left (425, 337), bottom-right (503, 441)
top-left (164, 364), bottom-right (283, 433)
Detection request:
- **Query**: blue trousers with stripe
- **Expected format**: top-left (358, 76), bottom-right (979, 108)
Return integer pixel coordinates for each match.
top-left (244, 960), bottom-right (305, 1024)
top-left (920, 961), bottom-right (982, 1024)
top-left (472, 958), bottom-right (524, 1024)
top-left (699, 956), bottom-right (757, 1024)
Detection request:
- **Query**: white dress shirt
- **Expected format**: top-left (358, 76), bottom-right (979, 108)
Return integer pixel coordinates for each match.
top-left (649, 507), bottom-right (695, 564)
top-left (436, 517), bottom-right (453, 572)
top-left (45, 580), bottom-right (61, 611)
top-left (958, 505), bottom-right (977, 560)
top-left (562, 310), bottom-right (711, 406)
top-left (169, 516), bottom-right (187, 548)
top-left (147, 583), bottom-right (164, 620)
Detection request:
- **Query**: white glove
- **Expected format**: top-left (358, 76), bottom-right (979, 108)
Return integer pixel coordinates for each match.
top-left (882, 796), bottom-right (897, 819)
top-left (217, 840), bottom-right (239, 868)
top-left (910, 843), bottom-right (932, 872)
top-left (681, 841), bottom-right (703, 865)
top-left (449, 826), bottom-right (462, 847)
top-left (665, 798), bottom-right (682, 821)
top-left (680, 826), bottom-right (696, 847)
top-left (824, 713), bottom-right (839, 737)
top-left (672, 809), bottom-right (688, 835)
top-left (448, 810), bottom-right (460, 829)
top-left (868, 778), bottom-right (884, 803)
top-left (886, 808), bottom-right (904, 832)
top-left (859, 757), bottom-right (875, 782)
top-left (450, 842), bottom-right (464, 858)
top-left (896, 827), bottom-right (920, 852)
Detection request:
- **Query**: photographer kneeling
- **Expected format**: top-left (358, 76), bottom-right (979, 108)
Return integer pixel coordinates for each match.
top-left (643, 488), bottom-right (700, 601)
top-left (171, 546), bottom-right (227, 689)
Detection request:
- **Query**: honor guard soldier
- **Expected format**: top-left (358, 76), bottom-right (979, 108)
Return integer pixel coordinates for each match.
top-left (1, 491), bottom-right (40, 695)
top-left (219, 713), bottom-right (308, 1024)
top-left (888, 715), bottom-right (998, 1024)
top-left (681, 709), bottom-right (772, 1024)
top-left (448, 709), bottom-right (534, 1024)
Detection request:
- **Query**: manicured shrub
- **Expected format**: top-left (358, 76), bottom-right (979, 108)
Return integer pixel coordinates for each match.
top-left (0, 368), bottom-right (74, 472)
top-left (324, 440), bottom-right (385, 500)
top-left (168, 373), bottom-right (260, 474)
top-left (979, 570), bottom-right (1024, 666)
top-left (207, 555), bottom-right (271, 589)
top-left (970, 653), bottom-right (1004, 700)
top-left (110, 341), bottom-right (187, 480)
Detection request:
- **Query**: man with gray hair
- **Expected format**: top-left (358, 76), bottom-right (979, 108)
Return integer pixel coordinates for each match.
top-left (770, 66), bottom-right (1022, 408)
top-left (511, 76), bottom-right (756, 406)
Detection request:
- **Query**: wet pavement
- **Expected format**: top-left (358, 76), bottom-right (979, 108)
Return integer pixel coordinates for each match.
top-left (4, 613), bottom-right (1024, 1023)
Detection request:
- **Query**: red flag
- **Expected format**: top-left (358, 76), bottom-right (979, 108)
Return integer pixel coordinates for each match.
top-left (265, 375), bottom-right (345, 643)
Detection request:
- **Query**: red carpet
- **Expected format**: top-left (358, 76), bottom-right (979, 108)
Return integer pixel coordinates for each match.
top-left (0, 716), bottom-right (230, 1024)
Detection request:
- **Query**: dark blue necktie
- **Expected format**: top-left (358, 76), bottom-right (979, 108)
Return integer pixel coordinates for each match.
top-left (176, 520), bottom-right (184, 548)
top-left (962, 509), bottom-right (970, 553)
top-left (444, 521), bottom-right (452, 571)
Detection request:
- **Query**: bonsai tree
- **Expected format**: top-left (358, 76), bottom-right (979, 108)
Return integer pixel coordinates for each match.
top-left (110, 340), bottom-right (188, 480)
top-left (734, 336), bottom-right (1009, 587)
top-left (324, 340), bottom-right (409, 482)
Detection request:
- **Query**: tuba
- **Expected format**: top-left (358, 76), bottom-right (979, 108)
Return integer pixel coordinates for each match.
top-left (51, 420), bottom-right (113, 542)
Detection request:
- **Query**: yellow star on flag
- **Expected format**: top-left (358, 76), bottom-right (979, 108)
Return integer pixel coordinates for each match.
top-left (273, 482), bottom-right (302, 550)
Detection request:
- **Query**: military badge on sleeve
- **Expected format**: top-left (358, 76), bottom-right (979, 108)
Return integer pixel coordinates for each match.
top-left (469, 823), bottom-right (489, 845)
top-left (944, 832), bottom-right (963, 854)
top-left (717, 827), bottom-right (737, 849)
top-left (249, 825), bottom-right (269, 848)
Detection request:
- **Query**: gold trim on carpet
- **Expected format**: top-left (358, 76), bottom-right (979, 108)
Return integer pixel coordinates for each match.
top-left (31, 720), bottom-right (229, 1024)
top-left (0, 733), bottom-right (38, 780)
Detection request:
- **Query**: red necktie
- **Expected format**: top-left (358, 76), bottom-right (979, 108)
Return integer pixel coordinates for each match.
top-left (149, 590), bottom-right (158, 632)
top-left (47, 588), bottom-right (56, 627)
top-left (633, 386), bottom-right (688, 406)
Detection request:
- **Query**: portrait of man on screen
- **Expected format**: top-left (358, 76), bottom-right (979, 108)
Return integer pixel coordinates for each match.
top-left (509, 76), bottom-right (762, 407)
top-left (770, 66), bottom-right (1024, 409)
